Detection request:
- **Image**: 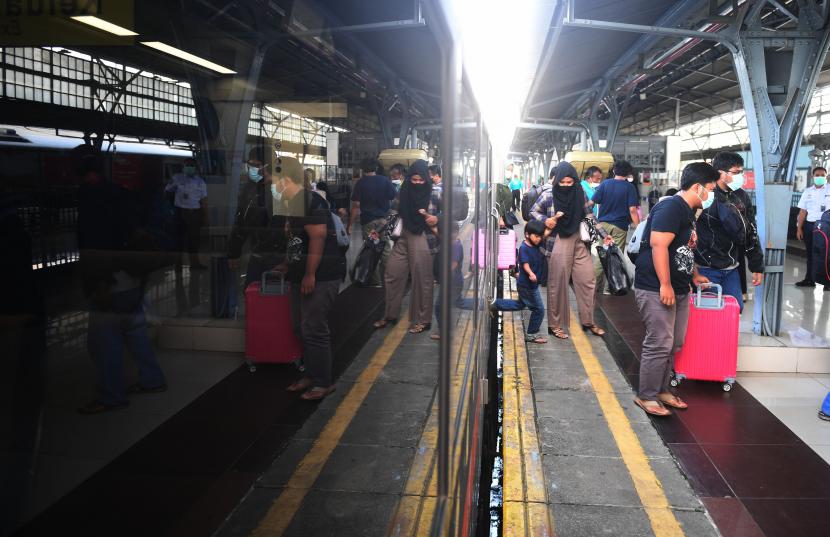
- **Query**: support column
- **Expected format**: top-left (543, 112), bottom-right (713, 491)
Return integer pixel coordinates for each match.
top-left (189, 44), bottom-right (266, 227)
top-left (724, 0), bottom-right (830, 335)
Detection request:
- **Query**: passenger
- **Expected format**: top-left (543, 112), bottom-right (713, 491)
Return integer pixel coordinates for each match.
top-left (580, 165), bottom-right (602, 217)
top-left (389, 163), bottom-right (406, 190)
top-left (278, 157), bottom-right (346, 401)
top-left (374, 159), bottom-right (440, 334)
top-left (695, 152), bottom-right (764, 312)
top-left (305, 168), bottom-right (316, 191)
top-left (75, 147), bottom-right (167, 414)
top-left (166, 157), bottom-right (208, 271)
top-left (509, 174), bottom-right (523, 211)
top-left (590, 160), bottom-right (641, 292)
top-left (348, 158), bottom-right (397, 287)
top-left (633, 162), bottom-right (718, 417)
top-left (431, 222), bottom-right (465, 340)
top-left (796, 166), bottom-right (830, 288)
top-left (529, 168), bottom-right (557, 259)
top-left (429, 164), bottom-right (443, 187)
top-left (543, 162), bottom-right (607, 340)
top-left (314, 179), bottom-right (327, 200)
top-left (489, 219), bottom-right (549, 344)
top-left (228, 146), bottom-right (285, 288)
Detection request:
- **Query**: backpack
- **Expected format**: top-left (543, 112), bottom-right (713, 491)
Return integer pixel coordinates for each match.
top-left (626, 218), bottom-right (649, 263)
top-left (813, 211), bottom-right (830, 285)
top-left (331, 211), bottom-right (350, 251)
top-left (521, 185), bottom-right (541, 221)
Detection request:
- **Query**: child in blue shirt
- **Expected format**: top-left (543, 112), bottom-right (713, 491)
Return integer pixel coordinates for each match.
top-left (491, 219), bottom-right (549, 343)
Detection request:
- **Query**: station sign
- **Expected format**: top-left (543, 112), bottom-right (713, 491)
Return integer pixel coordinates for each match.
top-left (0, 1), bottom-right (134, 46)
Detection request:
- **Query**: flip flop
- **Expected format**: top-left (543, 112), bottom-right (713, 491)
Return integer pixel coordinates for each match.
top-left (634, 397), bottom-right (672, 417)
top-left (373, 318), bottom-right (397, 329)
top-left (300, 385), bottom-right (336, 401)
top-left (658, 394), bottom-right (688, 410)
top-left (408, 323), bottom-right (431, 334)
top-left (525, 335), bottom-right (548, 344)
top-left (287, 378), bottom-right (313, 392)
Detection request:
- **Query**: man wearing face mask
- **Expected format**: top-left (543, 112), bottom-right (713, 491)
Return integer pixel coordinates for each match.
top-left (228, 145), bottom-right (286, 288)
top-left (795, 167), bottom-right (830, 288)
top-left (166, 157), bottom-right (208, 270)
top-left (693, 152), bottom-right (764, 312)
top-left (633, 162), bottom-right (717, 417)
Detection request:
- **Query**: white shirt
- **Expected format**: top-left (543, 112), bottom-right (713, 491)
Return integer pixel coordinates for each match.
top-left (166, 173), bottom-right (207, 209)
top-left (797, 185), bottom-right (830, 222)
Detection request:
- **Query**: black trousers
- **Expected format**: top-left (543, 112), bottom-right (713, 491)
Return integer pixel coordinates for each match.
top-left (804, 220), bottom-right (816, 281)
top-left (512, 189), bottom-right (521, 211)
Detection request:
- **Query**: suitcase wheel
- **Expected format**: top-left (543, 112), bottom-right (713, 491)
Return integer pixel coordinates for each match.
top-left (670, 378), bottom-right (680, 388)
top-left (722, 382), bottom-right (733, 392)
top-left (246, 360), bottom-right (257, 373)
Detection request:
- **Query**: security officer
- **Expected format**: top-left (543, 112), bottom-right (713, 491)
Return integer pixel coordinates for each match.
top-left (166, 157), bottom-right (208, 270)
top-left (796, 166), bottom-right (830, 288)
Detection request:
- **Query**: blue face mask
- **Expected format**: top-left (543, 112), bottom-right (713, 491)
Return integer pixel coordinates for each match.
top-left (270, 183), bottom-right (282, 201)
top-left (699, 187), bottom-right (714, 210)
top-left (247, 165), bottom-right (263, 183)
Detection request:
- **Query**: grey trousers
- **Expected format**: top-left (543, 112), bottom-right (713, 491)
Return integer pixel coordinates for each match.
top-left (547, 233), bottom-right (596, 331)
top-left (362, 217), bottom-right (391, 286)
top-left (290, 279), bottom-right (340, 388)
top-left (634, 288), bottom-right (690, 401)
top-left (384, 229), bottom-right (435, 325)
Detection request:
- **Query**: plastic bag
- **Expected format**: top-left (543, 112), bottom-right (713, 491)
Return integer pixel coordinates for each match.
top-left (597, 243), bottom-right (632, 295)
top-left (350, 237), bottom-right (385, 286)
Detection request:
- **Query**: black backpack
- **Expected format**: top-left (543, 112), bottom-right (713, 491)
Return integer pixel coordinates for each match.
top-left (813, 211), bottom-right (830, 285)
top-left (521, 185), bottom-right (541, 222)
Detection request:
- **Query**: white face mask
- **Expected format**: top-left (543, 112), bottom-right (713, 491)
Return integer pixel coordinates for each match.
top-left (270, 183), bottom-right (282, 201)
top-left (627, 177), bottom-right (634, 183)
top-left (727, 173), bottom-right (744, 191)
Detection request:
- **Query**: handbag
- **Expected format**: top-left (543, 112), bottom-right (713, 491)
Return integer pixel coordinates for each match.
top-left (579, 220), bottom-right (592, 242)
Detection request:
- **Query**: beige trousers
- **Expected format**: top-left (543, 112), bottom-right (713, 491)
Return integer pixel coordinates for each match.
top-left (547, 233), bottom-right (596, 331)
top-left (384, 229), bottom-right (435, 325)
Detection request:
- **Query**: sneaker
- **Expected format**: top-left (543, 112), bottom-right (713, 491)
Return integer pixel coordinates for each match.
top-left (796, 280), bottom-right (816, 288)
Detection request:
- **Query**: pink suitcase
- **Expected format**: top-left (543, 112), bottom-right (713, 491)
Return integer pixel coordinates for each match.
top-left (475, 229), bottom-right (517, 270)
top-left (672, 284), bottom-right (739, 391)
top-left (244, 272), bottom-right (302, 372)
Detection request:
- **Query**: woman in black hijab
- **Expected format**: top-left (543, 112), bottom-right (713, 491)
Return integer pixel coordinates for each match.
top-left (375, 159), bottom-right (440, 333)
top-left (546, 161), bottom-right (605, 339)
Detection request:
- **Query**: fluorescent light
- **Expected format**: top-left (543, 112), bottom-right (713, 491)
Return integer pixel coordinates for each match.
top-left (140, 41), bottom-right (236, 75)
top-left (70, 16), bottom-right (137, 36)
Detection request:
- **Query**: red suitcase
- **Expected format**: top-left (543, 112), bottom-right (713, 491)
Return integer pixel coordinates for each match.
top-left (244, 272), bottom-right (302, 372)
top-left (672, 283), bottom-right (739, 392)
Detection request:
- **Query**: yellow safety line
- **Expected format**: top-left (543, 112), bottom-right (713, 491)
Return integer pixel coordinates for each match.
top-left (388, 315), bottom-right (475, 537)
top-left (502, 279), bottom-right (554, 537)
top-left (250, 320), bottom-right (410, 537)
top-left (568, 313), bottom-right (685, 537)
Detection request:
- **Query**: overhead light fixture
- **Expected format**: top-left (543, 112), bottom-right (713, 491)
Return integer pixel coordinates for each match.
top-left (140, 41), bottom-right (236, 75)
top-left (70, 15), bottom-right (137, 36)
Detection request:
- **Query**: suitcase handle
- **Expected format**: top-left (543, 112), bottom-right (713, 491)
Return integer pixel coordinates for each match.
top-left (695, 282), bottom-right (723, 310)
top-left (261, 271), bottom-right (287, 296)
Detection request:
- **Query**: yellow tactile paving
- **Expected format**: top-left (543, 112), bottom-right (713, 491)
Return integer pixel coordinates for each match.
top-left (569, 313), bottom-right (685, 537)
top-left (502, 277), bottom-right (554, 537)
top-left (249, 320), bottom-right (410, 537)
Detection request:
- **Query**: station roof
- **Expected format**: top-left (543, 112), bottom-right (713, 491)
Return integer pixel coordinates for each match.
top-left (513, 0), bottom-right (830, 154)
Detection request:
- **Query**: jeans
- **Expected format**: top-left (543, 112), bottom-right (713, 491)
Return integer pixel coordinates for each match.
top-left (634, 289), bottom-right (690, 401)
top-left (697, 266), bottom-right (744, 312)
top-left (493, 285), bottom-right (545, 335)
top-left (289, 280), bottom-right (340, 388)
top-left (87, 287), bottom-right (166, 406)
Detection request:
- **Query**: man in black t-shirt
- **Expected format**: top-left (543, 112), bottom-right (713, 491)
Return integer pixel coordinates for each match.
top-left (633, 162), bottom-right (718, 417)
top-left (276, 157), bottom-right (345, 401)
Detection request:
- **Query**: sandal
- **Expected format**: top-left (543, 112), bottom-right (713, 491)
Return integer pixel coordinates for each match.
top-left (634, 397), bottom-right (672, 417)
top-left (300, 385), bottom-right (336, 401)
top-left (658, 393), bottom-right (688, 410)
top-left (525, 335), bottom-right (548, 344)
top-left (582, 324), bottom-right (606, 337)
top-left (287, 378), bottom-right (313, 392)
top-left (548, 327), bottom-right (569, 339)
top-left (408, 323), bottom-right (431, 334)
top-left (430, 333), bottom-right (441, 340)
top-left (373, 318), bottom-right (397, 329)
